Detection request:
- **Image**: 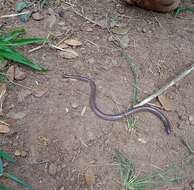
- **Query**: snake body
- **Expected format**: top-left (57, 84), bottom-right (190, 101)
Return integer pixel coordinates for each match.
top-left (64, 74), bottom-right (172, 134)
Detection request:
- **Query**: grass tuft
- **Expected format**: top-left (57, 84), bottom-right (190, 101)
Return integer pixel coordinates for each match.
top-left (0, 28), bottom-right (48, 72)
top-left (114, 150), bottom-right (184, 190)
top-left (0, 150), bottom-right (36, 190)
top-left (122, 52), bottom-right (138, 129)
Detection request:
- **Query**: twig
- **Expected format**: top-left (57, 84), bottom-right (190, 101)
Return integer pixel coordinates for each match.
top-left (0, 11), bottom-right (31, 18)
top-left (72, 8), bottom-right (104, 27)
top-left (62, 1), bottom-right (104, 27)
top-left (134, 63), bottom-right (194, 107)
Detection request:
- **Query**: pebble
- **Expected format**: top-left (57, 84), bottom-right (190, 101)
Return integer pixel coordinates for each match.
top-left (71, 102), bottom-right (79, 109)
top-left (48, 163), bottom-right (57, 176)
top-left (60, 187), bottom-right (65, 190)
top-left (189, 116), bottom-right (194, 125)
top-left (32, 12), bottom-right (44, 21)
top-left (14, 67), bottom-right (26, 81)
top-left (86, 27), bottom-right (93, 32)
top-left (142, 27), bottom-right (147, 33)
top-left (7, 111), bottom-right (26, 120)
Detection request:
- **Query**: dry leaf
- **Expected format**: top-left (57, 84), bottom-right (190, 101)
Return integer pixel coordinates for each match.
top-left (0, 83), bottom-right (7, 115)
top-left (0, 124), bottom-right (10, 133)
top-left (85, 169), bottom-right (96, 187)
top-left (63, 38), bottom-right (82, 47)
top-left (14, 149), bottom-right (27, 157)
top-left (33, 87), bottom-right (48, 98)
top-left (158, 95), bottom-right (174, 111)
top-left (59, 48), bottom-right (79, 59)
top-left (58, 43), bottom-right (69, 49)
top-left (112, 26), bottom-right (129, 35)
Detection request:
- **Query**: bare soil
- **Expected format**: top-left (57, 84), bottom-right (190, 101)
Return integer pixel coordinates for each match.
top-left (0, 0), bottom-right (194, 190)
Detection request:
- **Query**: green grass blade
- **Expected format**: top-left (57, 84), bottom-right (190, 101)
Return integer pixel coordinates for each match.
top-left (0, 150), bottom-right (16, 164)
top-left (175, 7), bottom-right (194, 15)
top-left (0, 38), bottom-right (47, 47)
top-left (0, 159), bottom-right (3, 176)
top-left (1, 28), bottom-right (26, 42)
top-left (181, 139), bottom-right (194, 154)
top-left (0, 183), bottom-right (11, 190)
top-left (0, 47), bottom-right (47, 71)
top-left (3, 172), bottom-right (36, 190)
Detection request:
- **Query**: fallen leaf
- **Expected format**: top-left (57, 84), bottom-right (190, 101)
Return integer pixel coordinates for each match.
top-left (58, 43), bottom-right (69, 49)
top-left (14, 149), bottom-right (27, 157)
top-left (0, 124), bottom-right (10, 134)
top-left (0, 84), bottom-right (7, 115)
top-left (63, 38), bottom-right (82, 47)
top-left (59, 48), bottom-right (79, 59)
top-left (158, 95), bottom-right (174, 111)
top-left (33, 87), bottom-right (48, 98)
top-left (38, 136), bottom-right (49, 146)
top-left (32, 12), bottom-right (44, 21)
top-left (85, 169), bottom-right (96, 187)
top-left (112, 26), bottom-right (129, 35)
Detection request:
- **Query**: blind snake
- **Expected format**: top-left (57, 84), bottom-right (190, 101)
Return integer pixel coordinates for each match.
top-left (63, 74), bottom-right (172, 134)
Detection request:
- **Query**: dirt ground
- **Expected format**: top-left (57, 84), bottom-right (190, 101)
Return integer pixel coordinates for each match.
top-left (0, 0), bottom-right (194, 189)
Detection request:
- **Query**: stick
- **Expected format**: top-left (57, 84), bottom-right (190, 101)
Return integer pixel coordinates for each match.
top-left (134, 63), bottom-right (194, 107)
top-left (0, 11), bottom-right (31, 18)
top-left (62, 1), bottom-right (104, 27)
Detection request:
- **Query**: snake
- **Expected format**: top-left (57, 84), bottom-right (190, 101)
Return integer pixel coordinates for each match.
top-left (63, 74), bottom-right (172, 134)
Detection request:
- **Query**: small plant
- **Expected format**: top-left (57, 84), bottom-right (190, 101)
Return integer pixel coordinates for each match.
top-left (0, 28), bottom-right (47, 72)
top-left (114, 150), bottom-right (183, 190)
top-left (122, 52), bottom-right (138, 129)
top-left (175, 7), bottom-right (194, 15)
top-left (0, 150), bottom-right (36, 190)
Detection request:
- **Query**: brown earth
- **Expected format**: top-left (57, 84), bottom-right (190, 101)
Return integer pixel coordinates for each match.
top-left (0, 0), bottom-right (194, 190)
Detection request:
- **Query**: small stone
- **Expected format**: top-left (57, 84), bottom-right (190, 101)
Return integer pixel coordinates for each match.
top-left (60, 187), bottom-right (65, 190)
top-left (189, 116), bottom-right (194, 125)
top-left (58, 22), bottom-right (65, 26)
top-left (32, 12), bottom-right (44, 21)
top-left (14, 67), bottom-right (26, 81)
top-left (71, 102), bottom-right (79, 109)
top-left (7, 111), bottom-right (26, 120)
top-left (86, 27), bottom-right (93, 32)
top-left (48, 163), bottom-right (57, 176)
top-left (142, 28), bottom-right (147, 33)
